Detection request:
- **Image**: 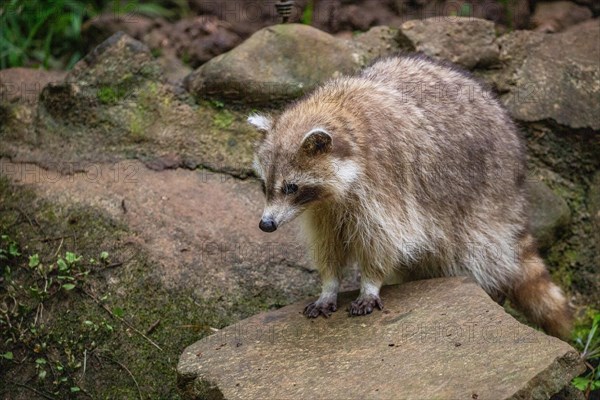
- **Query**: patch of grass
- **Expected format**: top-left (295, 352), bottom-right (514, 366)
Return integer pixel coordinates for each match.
top-left (0, 0), bottom-right (173, 70)
top-left (572, 309), bottom-right (600, 397)
top-left (0, 178), bottom-right (133, 398)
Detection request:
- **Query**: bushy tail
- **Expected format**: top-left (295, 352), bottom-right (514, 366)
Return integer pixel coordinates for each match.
top-left (508, 233), bottom-right (573, 339)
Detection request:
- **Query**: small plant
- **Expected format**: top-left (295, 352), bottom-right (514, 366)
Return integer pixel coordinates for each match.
top-left (0, 0), bottom-right (172, 69)
top-left (573, 310), bottom-right (600, 398)
top-left (1, 246), bottom-right (113, 396)
top-left (301, 0), bottom-right (314, 25)
top-left (0, 234), bottom-right (20, 260)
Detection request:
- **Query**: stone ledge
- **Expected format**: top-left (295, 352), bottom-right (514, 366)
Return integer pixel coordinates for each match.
top-left (177, 277), bottom-right (584, 400)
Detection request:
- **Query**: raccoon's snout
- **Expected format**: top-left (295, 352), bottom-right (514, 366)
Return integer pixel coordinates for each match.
top-left (259, 217), bottom-right (277, 233)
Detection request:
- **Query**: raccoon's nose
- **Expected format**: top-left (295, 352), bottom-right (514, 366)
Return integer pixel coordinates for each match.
top-left (259, 217), bottom-right (277, 232)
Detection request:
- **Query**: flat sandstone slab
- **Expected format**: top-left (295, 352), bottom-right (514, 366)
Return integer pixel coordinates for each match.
top-left (177, 277), bottom-right (584, 400)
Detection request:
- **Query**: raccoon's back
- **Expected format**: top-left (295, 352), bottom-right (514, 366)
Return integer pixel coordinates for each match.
top-left (352, 56), bottom-right (526, 223)
top-left (358, 55), bottom-right (520, 150)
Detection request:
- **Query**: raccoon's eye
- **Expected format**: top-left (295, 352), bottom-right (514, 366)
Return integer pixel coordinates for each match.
top-left (282, 182), bottom-right (298, 195)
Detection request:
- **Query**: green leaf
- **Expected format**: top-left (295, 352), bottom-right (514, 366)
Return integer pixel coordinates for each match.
top-left (57, 258), bottom-right (68, 271)
top-left (65, 251), bottom-right (80, 264)
top-left (29, 254), bottom-right (40, 267)
top-left (70, 386), bottom-right (81, 392)
top-left (572, 376), bottom-right (590, 390)
top-left (112, 307), bottom-right (124, 318)
top-left (100, 251), bottom-right (109, 261)
top-left (2, 352), bottom-right (13, 360)
top-left (62, 284), bottom-right (76, 291)
top-left (35, 358), bottom-right (46, 365)
top-left (8, 242), bottom-right (20, 257)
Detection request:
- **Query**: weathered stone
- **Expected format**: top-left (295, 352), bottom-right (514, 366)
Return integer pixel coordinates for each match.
top-left (184, 24), bottom-right (366, 103)
top-left (528, 179), bottom-right (571, 250)
top-left (0, 68), bottom-right (66, 137)
top-left (398, 17), bottom-right (500, 68)
top-left (177, 277), bottom-right (584, 400)
top-left (0, 68), bottom-right (66, 104)
top-left (1, 33), bottom-right (260, 177)
top-left (532, 1), bottom-right (592, 33)
top-left (156, 53), bottom-right (193, 84)
top-left (68, 31), bottom-right (162, 84)
top-left (81, 14), bottom-right (156, 51)
top-left (490, 19), bottom-right (600, 130)
top-left (589, 171), bottom-right (600, 270)
top-left (418, 0), bottom-right (532, 30)
top-left (1, 157), bottom-right (358, 312)
top-left (352, 26), bottom-right (406, 60)
top-left (165, 16), bottom-right (242, 68)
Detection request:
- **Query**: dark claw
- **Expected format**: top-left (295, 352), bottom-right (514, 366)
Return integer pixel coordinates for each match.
top-left (303, 301), bottom-right (337, 318)
top-left (348, 295), bottom-right (384, 316)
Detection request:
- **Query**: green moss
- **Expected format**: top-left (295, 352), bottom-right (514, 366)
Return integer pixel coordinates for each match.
top-left (0, 177), bottom-right (288, 398)
top-left (213, 110), bottom-right (234, 129)
top-left (97, 86), bottom-right (121, 105)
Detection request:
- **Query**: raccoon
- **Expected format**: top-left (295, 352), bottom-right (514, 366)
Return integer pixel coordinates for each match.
top-left (249, 55), bottom-right (572, 339)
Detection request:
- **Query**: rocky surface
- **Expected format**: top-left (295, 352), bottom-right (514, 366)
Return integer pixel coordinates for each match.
top-left (178, 277), bottom-right (585, 400)
top-left (532, 1), bottom-right (593, 33)
top-left (0, 159), bottom-right (329, 300)
top-left (0, 68), bottom-right (66, 136)
top-left (489, 19), bottom-right (600, 130)
top-left (1, 32), bottom-right (262, 177)
top-left (398, 17), bottom-right (500, 68)
top-left (0, 68), bottom-right (66, 103)
top-left (528, 179), bottom-right (572, 250)
top-left (589, 172), bottom-right (600, 274)
top-left (352, 26), bottom-right (405, 60)
top-left (184, 24), bottom-right (368, 103)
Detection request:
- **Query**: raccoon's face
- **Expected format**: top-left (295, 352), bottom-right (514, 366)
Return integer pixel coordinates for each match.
top-left (248, 113), bottom-right (359, 233)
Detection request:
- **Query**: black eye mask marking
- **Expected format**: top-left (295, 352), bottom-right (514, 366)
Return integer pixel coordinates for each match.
top-left (294, 185), bottom-right (322, 205)
top-left (282, 181), bottom-right (299, 195)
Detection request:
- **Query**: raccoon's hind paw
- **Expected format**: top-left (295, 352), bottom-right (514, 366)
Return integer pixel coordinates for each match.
top-left (303, 301), bottom-right (337, 318)
top-left (348, 295), bottom-right (383, 316)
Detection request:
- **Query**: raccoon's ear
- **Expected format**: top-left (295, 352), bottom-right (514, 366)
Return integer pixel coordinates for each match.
top-left (301, 129), bottom-right (332, 156)
top-left (247, 113), bottom-right (272, 132)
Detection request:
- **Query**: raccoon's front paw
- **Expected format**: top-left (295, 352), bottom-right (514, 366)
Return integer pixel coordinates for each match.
top-left (348, 295), bottom-right (383, 316)
top-left (303, 301), bottom-right (337, 318)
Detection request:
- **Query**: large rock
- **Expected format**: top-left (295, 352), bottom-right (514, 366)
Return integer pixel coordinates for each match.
top-left (589, 171), bottom-right (600, 271)
top-left (352, 26), bottom-right (406, 61)
top-left (2, 32), bottom-right (261, 177)
top-left (532, 1), bottom-right (593, 33)
top-left (39, 31), bottom-right (163, 127)
top-left (81, 14), bottom-right (156, 51)
top-left (528, 179), bottom-right (572, 250)
top-left (0, 68), bottom-right (66, 137)
top-left (490, 19), bottom-right (600, 130)
top-left (398, 17), bottom-right (500, 69)
top-left (177, 277), bottom-right (584, 400)
top-left (184, 24), bottom-right (367, 103)
top-left (0, 68), bottom-right (66, 104)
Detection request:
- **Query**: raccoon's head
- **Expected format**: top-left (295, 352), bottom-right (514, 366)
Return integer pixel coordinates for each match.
top-left (248, 112), bottom-right (359, 232)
